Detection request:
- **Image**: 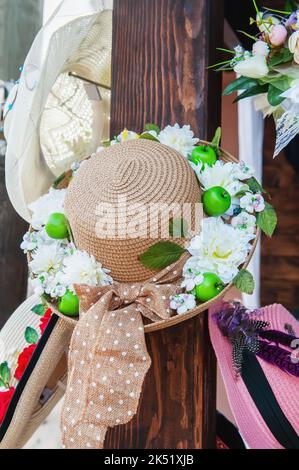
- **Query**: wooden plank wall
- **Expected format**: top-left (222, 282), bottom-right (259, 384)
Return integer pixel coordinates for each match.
top-left (261, 119), bottom-right (299, 311)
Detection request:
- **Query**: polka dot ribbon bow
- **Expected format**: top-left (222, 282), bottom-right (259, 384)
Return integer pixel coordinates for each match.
top-left (61, 256), bottom-right (187, 449)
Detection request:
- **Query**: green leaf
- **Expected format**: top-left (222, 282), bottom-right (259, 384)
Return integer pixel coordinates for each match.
top-left (234, 84), bottom-right (268, 103)
top-left (144, 123), bottom-right (160, 134)
top-left (277, 1), bottom-right (295, 12)
top-left (139, 241), bottom-right (186, 270)
top-left (235, 190), bottom-right (248, 198)
top-left (246, 177), bottom-right (264, 194)
top-left (53, 172), bottom-right (66, 189)
top-left (256, 202), bottom-right (277, 237)
top-left (25, 326), bottom-right (39, 344)
top-left (31, 304), bottom-right (46, 316)
top-left (169, 218), bottom-right (188, 238)
top-left (211, 127), bottom-right (221, 148)
top-left (267, 84), bottom-right (284, 106)
top-left (0, 362), bottom-right (10, 385)
top-left (140, 132), bottom-right (159, 142)
top-left (233, 269), bottom-right (255, 295)
top-left (223, 76), bottom-right (259, 96)
top-left (0, 378), bottom-right (6, 388)
top-left (269, 48), bottom-right (294, 67)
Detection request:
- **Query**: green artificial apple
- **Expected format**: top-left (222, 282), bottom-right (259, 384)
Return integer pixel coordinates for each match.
top-left (190, 145), bottom-right (217, 167)
top-left (195, 273), bottom-right (224, 302)
top-left (45, 213), bottom-right (69, 240)
top-left (58, 290), bottom-right (79, 317)
top-left (202, 186), bottom-right (231, 216)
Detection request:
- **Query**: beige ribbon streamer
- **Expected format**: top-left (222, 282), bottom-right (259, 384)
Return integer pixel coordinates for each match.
top-left (61, 256), bottom-right (187, 449)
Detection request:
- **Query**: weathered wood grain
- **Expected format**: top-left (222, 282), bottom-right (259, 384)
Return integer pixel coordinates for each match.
top-left (106, 0), bottom-right (223, 448)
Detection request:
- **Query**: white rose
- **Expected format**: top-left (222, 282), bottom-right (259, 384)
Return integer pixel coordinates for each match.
top-left (234, 55), bottom-right (269, 79)
top-left (252, 41), bottom-right (269, 57)
top-left (289, 30), bottom-right (299, 64)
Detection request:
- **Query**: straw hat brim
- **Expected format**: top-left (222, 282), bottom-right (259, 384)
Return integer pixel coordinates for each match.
top-left (4, 0), bottom-right (112, 222)
top-left (209, 302), bottom-right (299, 449)
top-left (0, 295), bottom-right (73, 449)
top-left (37, 141), bottom-right (260, 332)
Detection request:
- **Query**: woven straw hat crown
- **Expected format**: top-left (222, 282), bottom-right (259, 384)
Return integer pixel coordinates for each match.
top-left (65, 139), bottom-right (201, 282)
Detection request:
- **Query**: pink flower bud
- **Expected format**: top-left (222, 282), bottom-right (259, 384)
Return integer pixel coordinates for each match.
top-left (269, 24), bottom-right (288, 46)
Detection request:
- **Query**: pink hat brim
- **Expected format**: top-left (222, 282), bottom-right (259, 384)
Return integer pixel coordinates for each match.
top-left (209, 303), bottom-right (299, 449)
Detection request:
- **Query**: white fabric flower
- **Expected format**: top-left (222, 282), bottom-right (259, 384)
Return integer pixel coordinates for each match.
top-left (158, 123), bottom-right (199, 157)
top-left (21, 227), bottom-right (67, 253)
top-left (252, 40), bottom-right (270, 57)
top-left (29, 243), bottom-right (64, 275)
top-left (170, 293), bottom-right (196, 315)
top-left (28, 188), bottom-right (66, 230)
top-left (240, 192), bottom-right (265, 213)
top-left (223, 197), bottom-right (241, 218)
top-left (195, 160), bottom-right (248, 197)
top-left (235, 161), bottom-right (255, 180)
top-left (181, 269), bottom-right (204, 292)
top-left (117, 129), bottom-right (139, 142)
top-left (234, 55), bottom-right (269, 79)
top-left (60, 250), bottom-right (112, 287)
top-left (289, 30), bottom-right (299, 64)
top-left (185, 218), bottom-right (255, 284)
top-left (231, 212), bottom-right (256, 234)
top-left (31, 272), bottom-right (68, 298)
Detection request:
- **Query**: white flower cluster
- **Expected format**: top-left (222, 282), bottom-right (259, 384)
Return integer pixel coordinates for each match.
top-left (170, 293), bottom-right (196, 315)
top-left (23, 188), bottom-right (113, 299)
top-left (179, 157), bottom-right (264, 299)
top-left (112, 124), bottom-right (199, 159)
top-left (184, 218), bottom-right (255, 286)
top-left (195, 159), bottom-right (264, 220)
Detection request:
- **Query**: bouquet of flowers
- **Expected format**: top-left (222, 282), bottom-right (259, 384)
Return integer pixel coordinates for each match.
top-left (217, 0), bottom-right (299, 156)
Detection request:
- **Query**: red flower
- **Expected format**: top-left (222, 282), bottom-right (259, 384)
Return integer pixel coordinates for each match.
top-left (0, 387), bottom-right (15, 424)
top-left (14, 344), bottom-right (37, 381)
top-left (39, 308), bottom-right (52, 334)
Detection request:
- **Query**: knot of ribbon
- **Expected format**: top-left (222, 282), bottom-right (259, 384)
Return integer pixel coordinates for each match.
top-left (61, 255), bottom-right (187, 449)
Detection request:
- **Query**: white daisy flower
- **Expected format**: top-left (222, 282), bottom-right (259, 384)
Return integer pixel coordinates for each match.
top-left (195, 160), bottom-right (248, 197)
top-left (117, 129), bottom-right (139, 142)
top-left (29, 188), bottom-right (66, 230)
top-left (185, 218), bottom-right (255, 284)
top-left (60, 250), bottom-right (112, 287)
top-left (170, 293), bottom-right (196, 315)
top-left (158, 123), bottom-right (199, 157)
top-left (29, 243), bottom-right (64, 275)
top-left (240, 192), bottom-right (265, 213)
top-left (231, 212), bottom-right (256, 234)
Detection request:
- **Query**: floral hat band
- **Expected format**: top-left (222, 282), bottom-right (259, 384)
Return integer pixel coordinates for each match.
top-left (16, 124), bottom-right (277, 448)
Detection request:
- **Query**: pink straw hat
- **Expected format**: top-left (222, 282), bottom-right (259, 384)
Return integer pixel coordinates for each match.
top-left (209, 302), bottom-right (299, 449)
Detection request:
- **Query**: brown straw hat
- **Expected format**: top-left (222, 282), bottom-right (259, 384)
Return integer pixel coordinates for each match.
top-left (65, 139), bottom-right (201, 282)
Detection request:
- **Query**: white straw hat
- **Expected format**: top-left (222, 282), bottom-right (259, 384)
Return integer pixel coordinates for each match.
top-left (4, 0), bottom-right (112, 222)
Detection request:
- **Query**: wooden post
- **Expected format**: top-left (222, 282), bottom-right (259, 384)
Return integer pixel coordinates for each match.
top-left (106, 0), bottom-right (223, 448)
